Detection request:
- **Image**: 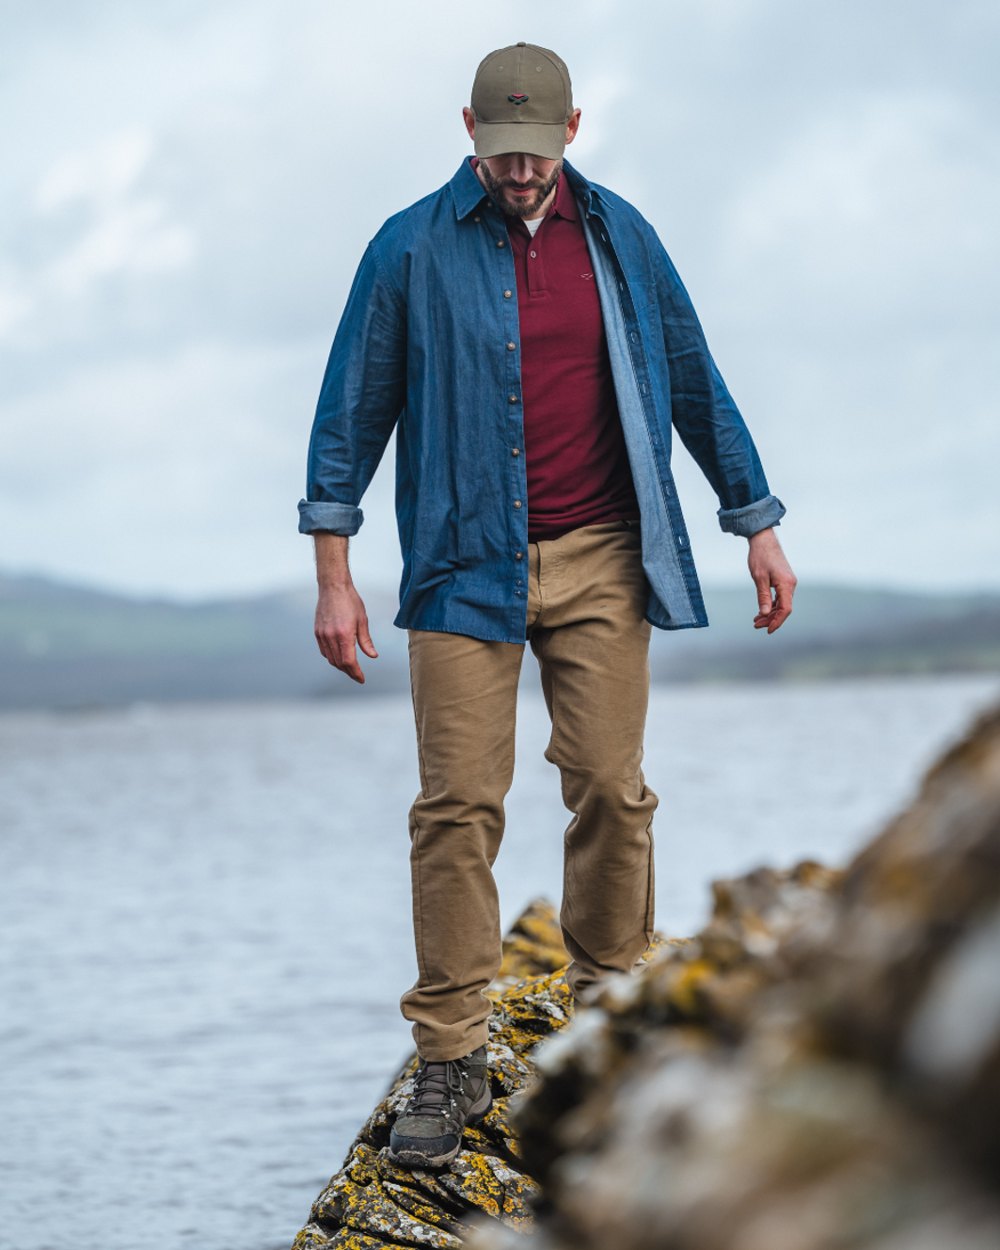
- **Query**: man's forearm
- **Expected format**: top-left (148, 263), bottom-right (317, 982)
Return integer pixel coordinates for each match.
top-left (314, 532), bottom-right (353, 590)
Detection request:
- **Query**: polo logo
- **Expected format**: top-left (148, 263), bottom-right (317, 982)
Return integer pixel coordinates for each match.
top-left (508, 93), bottom-right (529, 106)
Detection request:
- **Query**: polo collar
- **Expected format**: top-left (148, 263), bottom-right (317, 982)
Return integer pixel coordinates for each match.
top-left (551, 168), bottom-right (577, 221)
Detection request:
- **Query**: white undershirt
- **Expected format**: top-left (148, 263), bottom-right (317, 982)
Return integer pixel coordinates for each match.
top-left (523, 216), bottom-right (544, 238)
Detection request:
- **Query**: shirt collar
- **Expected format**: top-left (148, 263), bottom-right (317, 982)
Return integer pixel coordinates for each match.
top-left (450, 156), bottom-right (490, 220)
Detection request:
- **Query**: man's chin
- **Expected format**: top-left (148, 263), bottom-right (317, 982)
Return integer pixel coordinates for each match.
top-left (502, 193), bottom-right (543, 218)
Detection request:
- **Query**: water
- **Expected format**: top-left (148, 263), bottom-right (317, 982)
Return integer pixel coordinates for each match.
top-left (2, 675), bottom-right (998, 1250)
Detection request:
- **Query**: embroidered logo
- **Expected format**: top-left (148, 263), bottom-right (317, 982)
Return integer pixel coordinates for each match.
top-left (508, 93), bottom-right (529, 106)
top-left (581, 272), bottom-right (594, 280)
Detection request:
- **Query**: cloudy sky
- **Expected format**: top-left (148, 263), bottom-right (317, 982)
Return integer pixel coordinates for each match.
top-left (2, 0), bottom-right (997, 601)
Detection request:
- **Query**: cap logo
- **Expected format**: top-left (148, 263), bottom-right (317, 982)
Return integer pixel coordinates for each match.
top-left (507, 93), bottom-right (529, 106)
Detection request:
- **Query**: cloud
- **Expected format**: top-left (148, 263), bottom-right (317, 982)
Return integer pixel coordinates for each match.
top-left (722, 89), bottom-right (999, 331)
top-left (0, 337), bottom-right (322, 596)
top-left (2, 128), bottom-right (196, 348)
top-left (36, 128), bottom-right (153, 211)
top-left (38, 130), bottom-right (196, 298)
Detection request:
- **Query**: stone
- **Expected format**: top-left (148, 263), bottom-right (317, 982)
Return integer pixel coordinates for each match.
top-left (290, 900), bottom-right (576, 1250)
top-left (465, 702), bottom-right (1000, 1250)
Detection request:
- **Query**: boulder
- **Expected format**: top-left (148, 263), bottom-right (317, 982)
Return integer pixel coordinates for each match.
top-left (468, 702), bottom-right (1000, 1250)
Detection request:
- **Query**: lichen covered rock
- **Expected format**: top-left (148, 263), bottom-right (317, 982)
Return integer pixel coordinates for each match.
top-left (291, 900), bottom-right (576, 1250)
top-left (467, 702), bottom-right (1000, 1250)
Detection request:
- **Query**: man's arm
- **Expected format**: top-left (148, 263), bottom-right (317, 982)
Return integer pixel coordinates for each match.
top-left (312, 533), bottom-right (378, 684)
top-left (299, 239), bottom-right (405, 679)
top-left (648, 234), bottom-right (795, 631)
top-left (748, 527), bottom-right (796, 634)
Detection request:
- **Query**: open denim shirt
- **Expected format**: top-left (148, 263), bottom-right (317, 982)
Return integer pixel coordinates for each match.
top-left (298, 158), bottom-right (785, 642)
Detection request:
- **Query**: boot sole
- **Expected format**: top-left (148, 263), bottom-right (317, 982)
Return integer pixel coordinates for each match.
top-left (387, 1083), bottom-right (493, 1169)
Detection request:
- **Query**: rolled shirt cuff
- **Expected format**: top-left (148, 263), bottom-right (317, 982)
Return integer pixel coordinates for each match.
top-left (297, 500), bottom-right (364, 536)
top-left (717, 494), bottom-right (786, 537)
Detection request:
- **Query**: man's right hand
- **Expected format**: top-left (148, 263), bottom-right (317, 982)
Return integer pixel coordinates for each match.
top-left (312, 533), bottom-right (378, 684)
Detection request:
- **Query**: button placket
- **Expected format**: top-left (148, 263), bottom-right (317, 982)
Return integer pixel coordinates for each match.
top-left (495, 232), bottom-right (526, 594)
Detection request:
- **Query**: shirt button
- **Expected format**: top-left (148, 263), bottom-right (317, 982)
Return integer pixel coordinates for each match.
top-left (511, 447), bottom-right (520, 456)
top-left (515, 551), bottom-right (524, 560)
top-left (508, 394), bottom-right (518, 404)
top-left (497, 239), bottom-right (506, 248)
top-left (506, 341), bottom-right (516, 351)
top-left (503, 289), bottom-right (513, 299)
top-left (513, 499), bottom-right (522, 509)
top-left (473, 215), bottom-right (481, 223)
top-left (529, 249), bottom-right (537, 258)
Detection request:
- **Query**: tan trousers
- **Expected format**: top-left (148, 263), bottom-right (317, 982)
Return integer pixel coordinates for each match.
top-left (400, 520), bottom-right (657, 1060)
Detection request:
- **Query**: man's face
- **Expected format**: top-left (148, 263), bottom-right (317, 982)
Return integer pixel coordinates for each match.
top-left (477, 153), bottom-right (562, 219)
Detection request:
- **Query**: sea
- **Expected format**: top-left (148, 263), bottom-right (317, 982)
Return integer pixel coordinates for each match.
top-left (2, 674), bottom-right (998, 1250)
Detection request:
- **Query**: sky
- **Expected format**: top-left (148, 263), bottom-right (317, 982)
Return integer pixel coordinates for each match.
top-left (2, 0), bottom-right (998, 600)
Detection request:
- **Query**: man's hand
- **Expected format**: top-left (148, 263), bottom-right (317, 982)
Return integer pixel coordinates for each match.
top-left (747, 527), bottom-right (797, 634)
top-left (314, 584), bottom-right (378, 683)
top-left (313, 533), bottom-right (378, 684)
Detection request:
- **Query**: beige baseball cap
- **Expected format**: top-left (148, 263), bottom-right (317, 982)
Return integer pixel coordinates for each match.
top-left (470, 42), bottom-right (574, 159)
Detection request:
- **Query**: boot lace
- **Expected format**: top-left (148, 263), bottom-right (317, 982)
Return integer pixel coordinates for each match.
top-left (409, 1056), bottom-right (473, 1116)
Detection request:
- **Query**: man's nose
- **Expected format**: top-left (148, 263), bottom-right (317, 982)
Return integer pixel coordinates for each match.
top-left (509, 154), bottom-right (535, 183)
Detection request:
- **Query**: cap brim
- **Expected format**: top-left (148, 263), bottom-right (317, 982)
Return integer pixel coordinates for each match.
top-left (474, 121), bottom-right (566, 160)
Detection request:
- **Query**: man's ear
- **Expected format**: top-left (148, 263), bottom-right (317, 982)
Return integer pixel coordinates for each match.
top-left (462, 106), bottom-right (477, 144)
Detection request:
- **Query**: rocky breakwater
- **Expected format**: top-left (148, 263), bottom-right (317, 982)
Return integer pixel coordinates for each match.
top-left (292, 700), bottom-right (1000, 1250)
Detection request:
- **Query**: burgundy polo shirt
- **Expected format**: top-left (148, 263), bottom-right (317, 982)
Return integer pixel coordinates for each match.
top-left (505, 172), bottom-right (639, 541)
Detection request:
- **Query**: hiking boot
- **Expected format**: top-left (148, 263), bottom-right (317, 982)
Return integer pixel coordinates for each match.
top-left (388, 1044), bottom-right (491, 1169)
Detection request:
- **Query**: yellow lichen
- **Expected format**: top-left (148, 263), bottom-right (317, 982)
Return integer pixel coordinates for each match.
top-left (290, 902), bottom-right (583, 1249)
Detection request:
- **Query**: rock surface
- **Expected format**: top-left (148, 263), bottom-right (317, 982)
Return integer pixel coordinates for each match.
top-left (291, 900), bottom-right (577, 1250)
top-left (468, 701), bottom-right (1000, 1250)
top-left (293, 701), bottom-right (1000, 1250)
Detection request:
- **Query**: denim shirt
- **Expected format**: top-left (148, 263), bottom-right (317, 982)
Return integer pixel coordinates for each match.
top-left (298, 157), bottom-right (785, 641)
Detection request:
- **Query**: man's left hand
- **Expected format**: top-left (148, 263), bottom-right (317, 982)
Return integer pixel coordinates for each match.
top-left (747, 528), bottom-right (797, 634)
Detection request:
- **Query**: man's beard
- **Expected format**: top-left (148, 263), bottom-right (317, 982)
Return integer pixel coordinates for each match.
top-left (479, 160), bottom-right (562, 219)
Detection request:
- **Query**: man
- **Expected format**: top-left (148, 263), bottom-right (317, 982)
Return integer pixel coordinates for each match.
top-left (298, 42), bottom-right (796, 1169)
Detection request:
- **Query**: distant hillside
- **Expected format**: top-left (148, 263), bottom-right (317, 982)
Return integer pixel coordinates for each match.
top-left (1, 571), bottom-right (998, 709)
top-left (0, 572), bottom-right (407, 709)
top-left (651, 583), bottom-right (1000, 683)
